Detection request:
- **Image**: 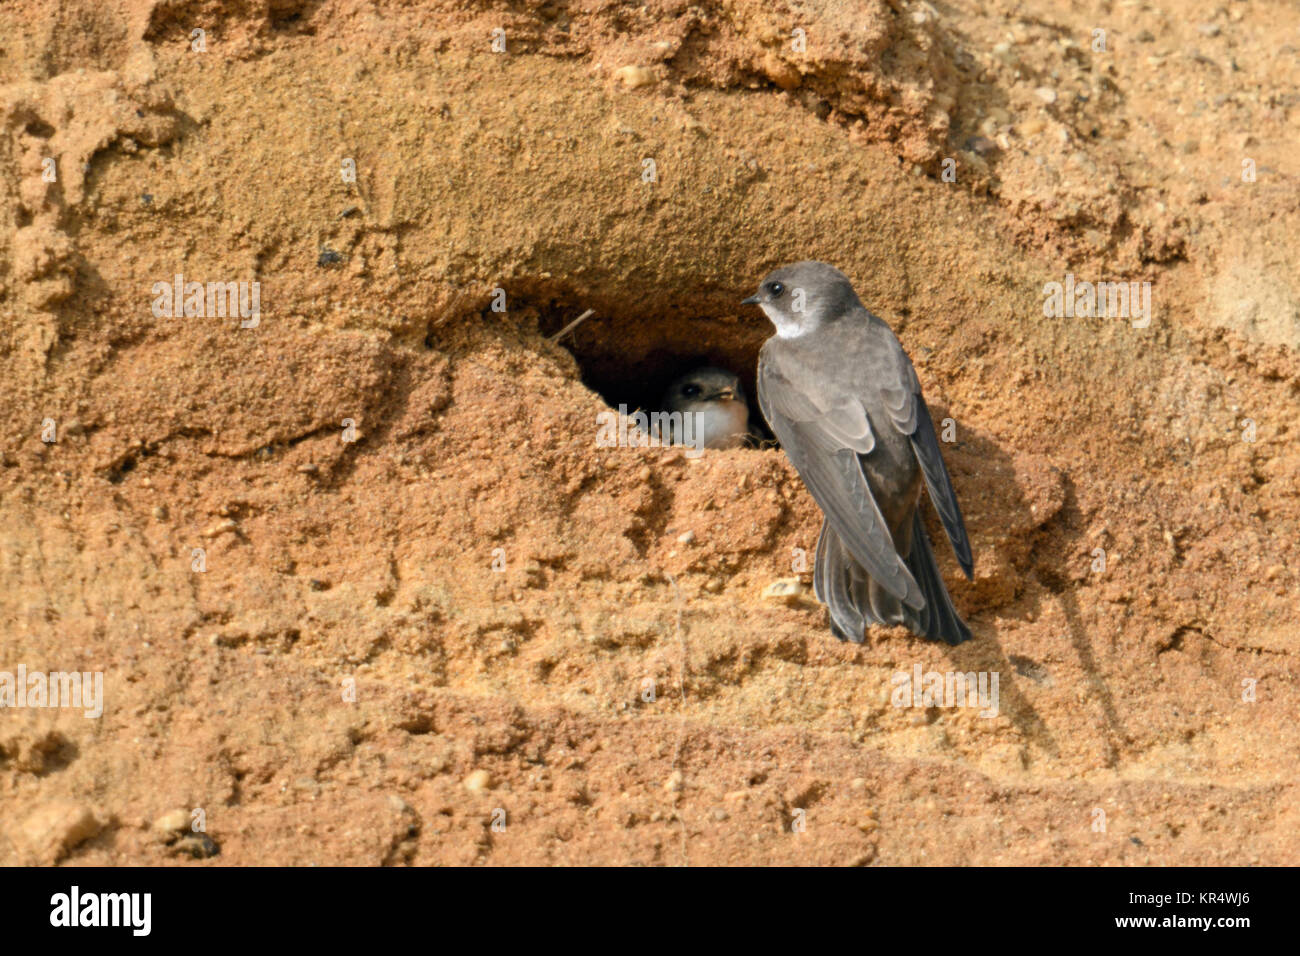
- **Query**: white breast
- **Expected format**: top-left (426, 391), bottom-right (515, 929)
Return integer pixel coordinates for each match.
top-left (692, 401), bottom-right (749, 449)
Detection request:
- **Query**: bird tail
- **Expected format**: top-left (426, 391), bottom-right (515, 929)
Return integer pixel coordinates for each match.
top-left (815, 519), bottom-right (866, 643)
top-left (816, 519), bottom-right (899, 643)
top-left (899, 505), bottom-right (972, 645)
top-left (815, 512), bottom-right (972, 646)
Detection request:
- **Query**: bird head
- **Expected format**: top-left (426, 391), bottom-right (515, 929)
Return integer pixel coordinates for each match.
top-left (663, 366), bottom-right (746, 412)
top-left (742, 261), bottom-right (863, 339)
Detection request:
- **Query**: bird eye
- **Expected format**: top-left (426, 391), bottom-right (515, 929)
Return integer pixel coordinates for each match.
top-left (682, 384), bottom-right (702, 398)
top-left (767, 282), bottom-right (785, 296)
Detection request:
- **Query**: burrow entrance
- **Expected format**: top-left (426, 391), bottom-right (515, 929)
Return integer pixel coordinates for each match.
top-left (537, 303), bottom-right (776, 443)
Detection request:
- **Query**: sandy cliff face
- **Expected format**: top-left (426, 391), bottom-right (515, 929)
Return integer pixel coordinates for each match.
top-left (0, 0), bottom-right (1297, 865)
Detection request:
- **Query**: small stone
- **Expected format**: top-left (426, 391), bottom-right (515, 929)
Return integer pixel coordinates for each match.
top-left (1197, 23), bottom-right (1221, 37)
top-left (680, 115), bottom-right (707, 135)
top-left (664, 770), bottom-right (684, 793)
top-left (761, 578), bottom-right (812, 606)
top-left (202, 519), bottom-right (238, 538)
top-left (1034, 87), bottom-right (1057, 104)
top-left (152, 808), bottom-right (191, 836)
top-left (152, 505), bottom-right (168, 520)
top-left (1136, 30), bottom-right (1155, 43)
top-left (677, 530), bottom-right (695, 545)
top-left (463, 769), bottom-right (492, 793)
top-left (760, 52), bottom-right (800, 91)
top-left (614, 65), bottom-right (656, 89)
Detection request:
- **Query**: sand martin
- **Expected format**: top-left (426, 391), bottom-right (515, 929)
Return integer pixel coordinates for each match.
top-left (661, 366), bottom-right (751, 450)
top-left (744, 261), bottom-right (974, 644)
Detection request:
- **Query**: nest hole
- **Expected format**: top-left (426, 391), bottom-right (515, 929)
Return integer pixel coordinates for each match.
top-left (539, 304), bottom-right (776, 443)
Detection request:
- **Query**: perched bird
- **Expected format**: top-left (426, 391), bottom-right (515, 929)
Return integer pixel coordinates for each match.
top-left (744, 261), bottom-right (974, 645)
top-left (660, 366), bottom-right (751, 450)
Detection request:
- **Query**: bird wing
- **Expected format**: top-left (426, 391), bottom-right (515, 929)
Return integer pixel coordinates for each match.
top-left (759, 352), bottom-right (923, 609)
top-left (880, 356), bottom-right (974, 578)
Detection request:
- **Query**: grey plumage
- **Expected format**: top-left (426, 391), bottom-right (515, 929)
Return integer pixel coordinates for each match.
top-left (745, 261), bottom-right (973, 645)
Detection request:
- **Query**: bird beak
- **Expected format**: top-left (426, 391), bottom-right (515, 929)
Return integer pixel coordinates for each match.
top-left (741, 294), bottom-right (760, 306)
